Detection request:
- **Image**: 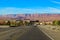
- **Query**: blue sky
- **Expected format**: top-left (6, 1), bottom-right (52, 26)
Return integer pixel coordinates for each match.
top-left (0, 0), bottom-right (60, 15)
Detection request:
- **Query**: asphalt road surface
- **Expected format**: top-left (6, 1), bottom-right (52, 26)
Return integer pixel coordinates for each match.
top-left (17, 26), bottom-right (51, 40)
top-left (0, 26), bottom-right (32, 40)
top-left (0, 26), bottom-right (51, 40)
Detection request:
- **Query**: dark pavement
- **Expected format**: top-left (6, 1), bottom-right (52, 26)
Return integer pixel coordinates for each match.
top-left (0, 26), bottom-right (32, 40)
top-left (17, 27), bottom-right (51, 40)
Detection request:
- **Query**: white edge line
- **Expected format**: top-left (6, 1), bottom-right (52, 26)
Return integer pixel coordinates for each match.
top-left (37, 26), bottom-right (54, 40)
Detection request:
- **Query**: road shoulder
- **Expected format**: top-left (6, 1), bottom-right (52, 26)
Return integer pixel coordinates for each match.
top-left (37, 25), bottom-right (60, 40)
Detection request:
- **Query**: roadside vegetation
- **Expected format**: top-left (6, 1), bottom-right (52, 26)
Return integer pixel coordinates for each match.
top-left (0, 19), bottom-right (60, 27)
top-left (0, 20), bottom-right (32, 27)
top-left (53, 20), bottom-right (60, 26)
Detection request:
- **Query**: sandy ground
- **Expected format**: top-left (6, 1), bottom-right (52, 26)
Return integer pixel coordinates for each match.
top-left (37, 25), bottom-right (60, 40)
top-left (0, 25), bottom-right (9, 28)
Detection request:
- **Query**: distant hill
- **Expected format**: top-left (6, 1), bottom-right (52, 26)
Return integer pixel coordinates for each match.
top-left (0, 14), bottom-right (60, 22)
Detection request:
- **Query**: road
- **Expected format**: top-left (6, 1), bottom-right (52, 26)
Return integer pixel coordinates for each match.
top-left (0, 26), bottom-right (51, 40)
top-left (17, 26), bottom-right (51, 40)
top-left (0, 26), bottom-right (32, 40)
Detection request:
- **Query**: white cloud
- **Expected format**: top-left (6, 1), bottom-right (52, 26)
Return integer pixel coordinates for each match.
top-left (51, 0), bottom-right (60, 4)
top-left (41, 7), bottom-right (60, 13)
top-left (0, 7), bottom-right (60, 15)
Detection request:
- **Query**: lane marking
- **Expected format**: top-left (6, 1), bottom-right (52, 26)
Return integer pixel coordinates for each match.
top-left (0, 26), bottom-right (31, 40)
top-left (37, 26), bottom-right (54, 40)
top-left (0, 27), bottom-right (21, 36)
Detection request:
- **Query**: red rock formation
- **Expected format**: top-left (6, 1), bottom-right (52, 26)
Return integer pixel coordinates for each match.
top-left (0, 14), bottom-right (60, 22)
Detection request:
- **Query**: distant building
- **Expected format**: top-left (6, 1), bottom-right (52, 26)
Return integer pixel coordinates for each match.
top-left (24, 19), bottom-right (30, 23)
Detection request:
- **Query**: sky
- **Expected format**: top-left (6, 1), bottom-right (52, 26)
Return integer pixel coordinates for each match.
top-left (0, 0), bottom-right (60, 15)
